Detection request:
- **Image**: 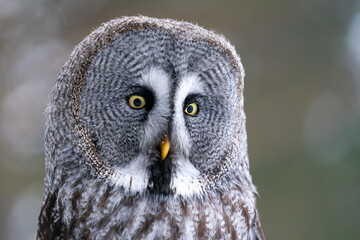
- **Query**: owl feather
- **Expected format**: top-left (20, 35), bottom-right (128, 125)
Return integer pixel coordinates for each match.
top-left (37, 16), bottom-right (265, 240)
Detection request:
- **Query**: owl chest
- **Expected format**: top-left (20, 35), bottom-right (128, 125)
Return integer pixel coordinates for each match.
top-left (57, 187), bottom-right (253, 239)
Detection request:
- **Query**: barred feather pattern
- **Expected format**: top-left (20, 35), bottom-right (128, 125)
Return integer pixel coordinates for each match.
top-left (39, 171), bottom-right (260, 239)
top-left (37, 16), bottom-right (265, 240)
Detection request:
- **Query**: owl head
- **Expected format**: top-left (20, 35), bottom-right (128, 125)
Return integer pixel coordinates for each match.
top-left (44, 16), bottom-right (254, 199)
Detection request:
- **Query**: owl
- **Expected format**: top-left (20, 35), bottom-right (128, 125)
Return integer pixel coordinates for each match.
top-left (37, 16), bottom-right (265, 240)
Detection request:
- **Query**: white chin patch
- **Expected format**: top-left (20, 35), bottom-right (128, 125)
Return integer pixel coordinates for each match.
top-left (110, 154), bottom-right (148, 193)
top-left (171, 157), bottom-right (203, 197)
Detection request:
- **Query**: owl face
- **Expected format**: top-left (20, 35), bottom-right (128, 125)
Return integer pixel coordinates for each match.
top-left (78, 29), bottom-right (241, 197)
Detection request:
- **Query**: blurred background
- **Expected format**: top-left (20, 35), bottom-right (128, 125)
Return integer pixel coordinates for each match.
top-left (0, 0), bottom-right (359, 239)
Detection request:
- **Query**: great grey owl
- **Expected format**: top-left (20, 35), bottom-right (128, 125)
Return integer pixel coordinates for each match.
top-left (37, 16), bottom-right (265, 240)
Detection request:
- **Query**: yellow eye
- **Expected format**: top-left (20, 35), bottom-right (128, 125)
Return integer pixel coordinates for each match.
top-left (128, 95), bottom-right (146, 109)
top-left (184, 103), bottom-right (198, 116)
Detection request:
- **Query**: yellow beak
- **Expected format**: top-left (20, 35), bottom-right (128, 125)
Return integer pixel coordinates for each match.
top-left (160, 135), bottom-right (170, 160)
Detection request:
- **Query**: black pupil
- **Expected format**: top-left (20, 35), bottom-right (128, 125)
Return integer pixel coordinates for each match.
top-left (133, 98), bottom-right (142, 107)
top-left (187, 105), bottom-right (193, 113)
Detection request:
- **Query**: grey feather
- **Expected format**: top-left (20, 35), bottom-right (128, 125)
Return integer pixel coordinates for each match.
top-left (37, 16), bottom-right (265, 240)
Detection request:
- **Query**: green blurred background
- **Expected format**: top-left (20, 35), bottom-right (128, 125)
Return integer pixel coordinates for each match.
top-left (0, 0), bottom-right (359, 239)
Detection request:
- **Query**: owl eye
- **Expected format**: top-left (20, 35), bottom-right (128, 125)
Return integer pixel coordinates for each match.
top-left (128, 95), bottom-right (146, 109)
top-left (184, 103), bottom-right (198, 116)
